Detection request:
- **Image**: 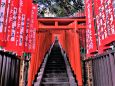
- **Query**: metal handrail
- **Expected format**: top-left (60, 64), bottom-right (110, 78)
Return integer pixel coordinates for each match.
top-left (34, 42), bottom-right (55, 86)
top-left (59, 44), bottom-right (77, 86)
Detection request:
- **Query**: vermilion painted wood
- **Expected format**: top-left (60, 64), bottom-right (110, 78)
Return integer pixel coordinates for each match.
top-left (28, 17), bottom-right (86, 86)
top-left (38, 18), bottom-right (86, 22)
top-left (38, 18), bottom-right (86, 31)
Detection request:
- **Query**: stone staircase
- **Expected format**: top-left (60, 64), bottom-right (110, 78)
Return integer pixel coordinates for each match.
top-left (33, 41), bottom-right (77, 86)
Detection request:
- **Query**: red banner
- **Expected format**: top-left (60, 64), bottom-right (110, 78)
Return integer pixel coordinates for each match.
top-left (32, 4), bottom-right (38, 52)
top-left (15, 0), bottom-right (23, 55)
top-left (24, 0), bottom-right (32, 53)
top-left (28, 10), bottom-right (33, 52)
top-left (4, 0), bottom-right (11, 46)
top-left (94, 0), bottom-right (115, 53)
top-left (28, 4), bottom-right (38, 53)
top-left (2, 0), bottom-right (36, 56)
top-left (0, 0), bottom-right (8, 47)
top-left (5, 0), bottom-right (14, 50)
top-left (17, 0), bottom-right (27, 56)
top-left (85, 0), bottom-right (97, 57)
top-left (5, 0), bottom-right (19, 52)
top-left (102, 0), bottom-right (115, 45)
top-left (97, 0), bottom-right (107, 53)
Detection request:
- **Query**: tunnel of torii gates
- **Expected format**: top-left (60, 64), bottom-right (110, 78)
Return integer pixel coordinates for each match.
top-left (28, 17), bottom-right (86, 86)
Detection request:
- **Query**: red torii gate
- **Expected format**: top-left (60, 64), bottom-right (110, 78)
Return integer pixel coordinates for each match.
top-left (38, 17), bottom-right (86, 30)
top-left (28, 17), bottom-right (86, 86)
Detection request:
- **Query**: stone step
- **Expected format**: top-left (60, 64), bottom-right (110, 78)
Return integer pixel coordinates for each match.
top-left (45, 67), bottom-right (66, 70)
top-left (41, 82), bottom-right (70, 86)
top-left (45, 70), bottom-right (66, 73)
top-left (42, 77), bottom-right (69, 82)
top-left (43, 73), bottom-right (68, 78)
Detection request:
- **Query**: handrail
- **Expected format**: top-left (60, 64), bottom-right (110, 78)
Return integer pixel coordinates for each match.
top-left (59, 43), bottom-right (77, 86)
top-left (34, 42), bottom-right (55, 86)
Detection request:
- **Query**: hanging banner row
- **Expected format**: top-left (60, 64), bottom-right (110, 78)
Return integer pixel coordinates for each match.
top-left (0, 0), bottom-right (38, 56)
top-left (85, 0), bottom-right (115, 57)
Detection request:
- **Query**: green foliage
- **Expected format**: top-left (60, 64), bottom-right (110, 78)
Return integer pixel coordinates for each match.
top-left (38, 0), bottom-right (84, 17)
